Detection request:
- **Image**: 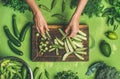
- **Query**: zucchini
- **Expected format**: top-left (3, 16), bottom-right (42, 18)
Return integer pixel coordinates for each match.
top-left (19, 22), bottom-right (33, 42)
top-left (8, 40), bottom-right (23, 56)
top-left (12, 14), bottom-right (19, 38)
top-left (3, 25), bottom-right (21, 47)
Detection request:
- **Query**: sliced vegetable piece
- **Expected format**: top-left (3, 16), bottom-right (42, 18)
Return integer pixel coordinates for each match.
top-left (74, 53), bottom-right (84, 60)
top-left (62, 53), bottom-right (71, 61)
top-left (78, 30), bottom-right (86, 36)
top-left (66, 39), bottom-right (74, 52)
top-left (68, 37), bottom-right (76, 50)
top-left (55, 37), bottom-right (64, 46)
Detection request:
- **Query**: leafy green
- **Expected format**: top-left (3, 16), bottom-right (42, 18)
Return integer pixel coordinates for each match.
top-left (0, 0), bottom-right (30, 13)
top-left (86, 61), bottom-right (120, 79)
top-left (95, 66), bottom-right (120, 79)
top-left (102, 0), bottom-right (120, 30)
top-left (54, 70), bottom-right (79, 79)
top-left (83, 0), bottom-right (104, 17)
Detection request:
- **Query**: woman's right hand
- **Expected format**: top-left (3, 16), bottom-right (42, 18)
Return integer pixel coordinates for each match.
top-left (34, 11), bottom-right (49, 35)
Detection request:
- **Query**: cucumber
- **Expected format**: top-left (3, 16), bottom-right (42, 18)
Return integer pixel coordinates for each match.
top-left (8, 40), bottom-right (23, 56)
top-left (4, 25), bottom-right (21, 47)
top-left (19, 22), bottom-right (33, 42)
top-left (12, 14), bottom-right (19, 38)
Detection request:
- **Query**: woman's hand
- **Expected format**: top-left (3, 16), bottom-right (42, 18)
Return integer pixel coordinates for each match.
top-left (26, 0), bottom-right (49, 35)
top-left (34, 11), bottom-right (49, 35)
top-left (65, 0), bottom-right (88, 38)
top-left (65, 15), bottom-right (79, 37)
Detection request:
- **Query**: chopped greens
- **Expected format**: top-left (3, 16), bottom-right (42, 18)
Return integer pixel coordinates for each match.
top-left (54, 70), bottom-right (79, 79)
top-left (0, 0), bottom-right (30, 13)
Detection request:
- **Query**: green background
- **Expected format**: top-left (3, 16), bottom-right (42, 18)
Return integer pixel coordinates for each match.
top-left (0, 0), bottom-right (120, 79)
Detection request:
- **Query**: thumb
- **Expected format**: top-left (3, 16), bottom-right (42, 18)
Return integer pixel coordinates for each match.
top-left (65, 26), bottom-right (71, 34)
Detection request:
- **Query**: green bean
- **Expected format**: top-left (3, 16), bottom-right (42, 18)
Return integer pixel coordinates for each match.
top-left (51, 0), bottom-right (57, 10)
top-left (39, 4), bottom-right (51, 12)
top-left (44, 69), bottom-right (50, 79)
top-left (22, 66), bottom-right (27, 79)
top-left (33, 67), bottom-right (40, 79)
top-left (51, 13), bottom-right (66, 21)
top-left (39, 72), bottom-right (42, 79)
top-left (62, 0), bottom-right (65, 12)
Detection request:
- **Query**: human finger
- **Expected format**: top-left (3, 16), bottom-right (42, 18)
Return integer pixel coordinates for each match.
top-left (69, 31), bottom-right (77, 38)
top-left (65, 26), bottom-right (71, 35)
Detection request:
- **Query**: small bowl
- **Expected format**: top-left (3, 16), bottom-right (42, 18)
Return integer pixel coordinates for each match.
top-left (0, 56), bottom-right (33, 79)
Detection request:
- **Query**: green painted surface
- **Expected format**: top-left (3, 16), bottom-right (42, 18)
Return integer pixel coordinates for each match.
top-left (0, 0), bottom-right (120, 79)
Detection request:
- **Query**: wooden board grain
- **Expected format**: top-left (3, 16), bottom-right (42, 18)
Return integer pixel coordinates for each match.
top-left (32, 25), bottom-right (89, 61)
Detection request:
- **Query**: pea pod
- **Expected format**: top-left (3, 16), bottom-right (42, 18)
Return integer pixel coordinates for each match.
top-left (22, 66), bottom-right (27, 79)
top-left (51, 13), bottom-right (66, 21)
top-left (39, 4), bottom-right (51, 12)
top-left (19, 22), bottom-right (33, 42)
top-left (62, 0), bottom-right (65, 12)
top-left (105, 31), bottom-right (118, 40)
top-left (3, 25), bottom-right (21, 47)
top-left (45, 69), bottom-right (50, 79)
top-left (8, 40), bottom-right (23, 56)
top-left (12, 14), bottom-right (19, 38)
top-left (33, 67), bottom-right (40, 79)
top-left (99, 40), bottom-right (111, 57)
top-left (51, 0), bottom-right (57, 10)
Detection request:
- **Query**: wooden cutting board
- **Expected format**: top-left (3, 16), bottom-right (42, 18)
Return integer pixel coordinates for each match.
top-left (31, 25), bottom-right (89, 61)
